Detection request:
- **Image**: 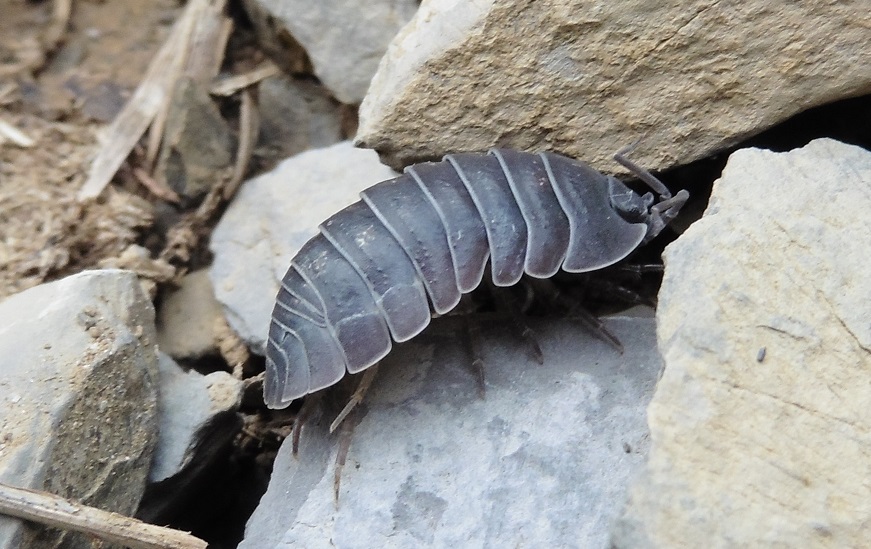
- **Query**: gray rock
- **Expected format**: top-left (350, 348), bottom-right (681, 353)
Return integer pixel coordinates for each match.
top-left (357, 0), bottom-right (871, 171)
top-left (209, 142), bottom-right (398, 355)
top-left (0, 270), bottom-right (159, 549)
top-left (156, 269), bottom-right (223, 360)
top-left (148, 353), bottom-right (242, 484)
top-left (156, 76), bottom-right (235, 200)
top-left (244, 0), bottom-right (418, 104)
top-left (241, 310), bottom-right (660, 548)
top-left (137, 353), bottom-right (243, 522)
top-left (257, 76), bottom-right (345, 164)
top-left (612, 139), bottom-right (871, 547)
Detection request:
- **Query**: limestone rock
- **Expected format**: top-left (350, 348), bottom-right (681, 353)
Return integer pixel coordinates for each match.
top-left (209, 142), bottom-right (398, 354)
top-left (612, 139), bottom-right (871, 547)
top-left (357, 0), bottom-right (871, 171)
top-left (156, 269), bottom-right (223, 360)
top-left (156, 77), bottom-right (234, 200)
top-left (147, 353), bottom-right (243, 484)
top-left (0, 270), bottom-right (159, 549)
top-left (257, 76), bottom-right (345, 165)
top-left (241, 311), bottom-right (660, 548)
top-left (137, 353), bottom-right (243, 522)
top-left (244, 0), bottom-right (418, 104)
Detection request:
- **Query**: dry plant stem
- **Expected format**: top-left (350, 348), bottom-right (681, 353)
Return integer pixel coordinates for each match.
top-left (132, 167), bottom-right (181, 203)
top-left (224, 86), bottom-right (259, 199)
top-left (78, 0), bottom-right (228, 201)
top-left (147, 1), bottom-right (232, 168)
top-left (0, 483), bottom-right (206, 549)
top-left (210, 61), bottom-right (281, 96)
top-left (43, 0), bottom-right (73, 53)
top-left (0, 120), bottom-right (35, 147)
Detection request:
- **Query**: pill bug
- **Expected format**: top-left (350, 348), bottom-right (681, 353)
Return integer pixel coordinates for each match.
top-left (264, 148), bottom-right (688, 409)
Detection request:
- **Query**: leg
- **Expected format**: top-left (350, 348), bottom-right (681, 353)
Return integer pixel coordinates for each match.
top-left (333, 404), bottom-right (363, 505)
top-left (330, 364), bottom-right (380, 433)
top-left (461, 315), bottom-right (487, 397)
top-left (484, 277), bottom-right (544, 365)
top-left (569, 306), bottom-right (624, 353)
top-left (291, 392), bottom-right (322, 457)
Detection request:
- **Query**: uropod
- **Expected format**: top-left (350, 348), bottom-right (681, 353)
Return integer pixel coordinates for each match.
top-left (264, 146), bottom-right (688, 409)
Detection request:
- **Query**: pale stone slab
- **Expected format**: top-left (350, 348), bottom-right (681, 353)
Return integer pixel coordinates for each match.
top-left (612, 139), bottom-right (871, 547)
top-left (241, 311), bottom-right (660, 548)
top-left (357, 0), bottom-right (871, 171)
top-left (0, 270), bottom-right (159, 548)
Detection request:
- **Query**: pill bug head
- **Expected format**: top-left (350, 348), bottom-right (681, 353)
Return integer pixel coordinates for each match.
top-left (606, 175), bottom-right (687, 245)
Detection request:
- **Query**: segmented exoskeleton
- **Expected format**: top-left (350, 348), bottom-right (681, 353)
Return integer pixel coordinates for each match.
top-left (265, 148), bottom-right (688, 408)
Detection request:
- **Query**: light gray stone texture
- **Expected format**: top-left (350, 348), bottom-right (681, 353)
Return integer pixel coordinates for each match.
top-left (0, 270), bottom-right (159, 549)
top-left (357, 0), bottom-right (871, 171)
top-left (612, 139), bottom-right (871, 547)
top-left (148, 353), bottom-right (243, 484)
top-left (156, 269), bottom-right (223, 360)
top-left (209, 142), bottom-right (398, 355)
top-left (137, 353), bottom-right (243, 522)
top-left (241, 310), bottom-right (660, 548)
top-left (244, 0), bottom-right (418, 104)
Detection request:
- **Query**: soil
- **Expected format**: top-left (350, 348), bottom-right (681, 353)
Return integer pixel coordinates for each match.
top-left (0, 0), bottom-right (189, 299)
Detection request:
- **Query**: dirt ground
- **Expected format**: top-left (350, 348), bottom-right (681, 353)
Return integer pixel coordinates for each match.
top-left (0, 2), bottom-right (283, 545)
top-left (0, 0), bottom-right (227, 300)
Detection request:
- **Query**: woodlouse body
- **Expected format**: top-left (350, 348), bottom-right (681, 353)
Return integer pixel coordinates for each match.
top-left (265, 149), bottom-right (687, 408)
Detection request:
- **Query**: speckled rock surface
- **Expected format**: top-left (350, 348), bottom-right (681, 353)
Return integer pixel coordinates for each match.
top-left (612, 139), bottom-right (871, 547)
top-left (0, 270), bottom-right (159, 549)
top-left (357, 0), bottom-right (871, 171)
top-left (241, 310), bottom-right (660, 548)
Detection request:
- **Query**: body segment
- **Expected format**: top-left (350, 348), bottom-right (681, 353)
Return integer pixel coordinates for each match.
top-left (265, 149), bottom-right (688, 408)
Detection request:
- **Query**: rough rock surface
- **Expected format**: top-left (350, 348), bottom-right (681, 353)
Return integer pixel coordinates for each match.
top-left (209, 142), bottom-right (398, 354)
top-left (148, 353), bottom-right (242, 484)
top-left (257, 75), bottom-right (346, 164)
top-left (157, 269), bottom-right (223, 360)
top-left (241, 311), bottom-right (660, 548)
top-left (137, 353), bottom-right (243, 522)
top-left (612, 139), bottom-right (871, 547)
top-left (0, 270), bottom-right (159, 549)
top-left (156, 77), bottom-right (235, 200)
top-left (244, 0), bottom-right (418, 104)
top-left (357, 0), bottom-right (871, 171)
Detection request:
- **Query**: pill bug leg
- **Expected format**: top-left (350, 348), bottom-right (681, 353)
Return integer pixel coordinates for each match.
top-left (460, 315), bottom-right (487, 397)
top-left (483, 275), bottom-right (544, 365)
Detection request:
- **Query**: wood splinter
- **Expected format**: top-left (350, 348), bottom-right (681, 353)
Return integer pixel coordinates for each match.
top-left (0, 482), bottom-right (207, 549)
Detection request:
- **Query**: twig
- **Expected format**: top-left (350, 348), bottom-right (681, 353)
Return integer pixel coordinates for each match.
top-left (209, 60), bottom-right (281, 97)
top-left (0, 482), bottom-right (207, 549)
top-left (43, 0), bottom-right (73, 53)
top-left (133, 167), bottom-right (181, 203)
top-left (78, 0), bottom-right (229, 201)
top-left (0, 120), bottom-right (35, 147)
top-left (224, 86), bottom-right (259, 199)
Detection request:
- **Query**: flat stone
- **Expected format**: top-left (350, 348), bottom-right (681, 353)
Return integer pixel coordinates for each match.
top-left (244, 0), bottom-right (418, 104)
top-left (156, 76), bottom-right (235, 200)
top-left (147, 353), bottom-right (243, 483)
top-left (137, 353), bottom-right (243, 522)
top-left (0, 270), bottom-right (159, 549)
top-left (257, 75), bottom-right (345, 165)
top-left (156, 269), bottom-right (223, 360)
top-left (241, 310), bottom-right (660, 548)
top-left (612, 139), bottom-right (871, 547)
top-left (357, 0), bottom-right (871, 171)
top-left (209, 142), bottom-right (398, 355)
